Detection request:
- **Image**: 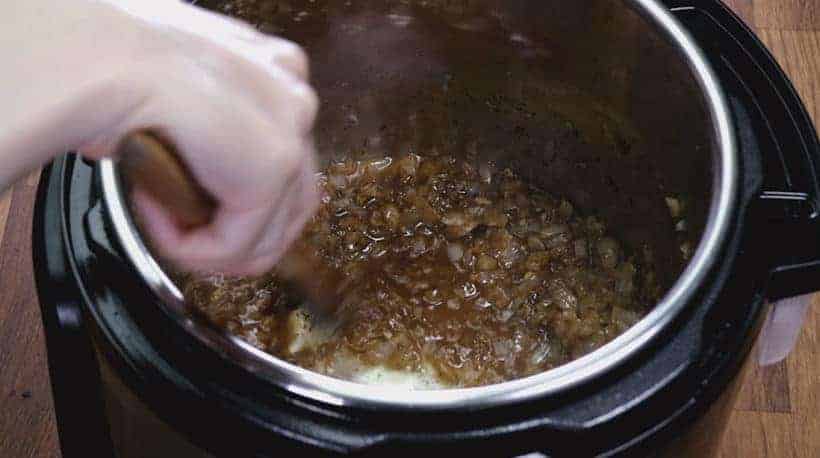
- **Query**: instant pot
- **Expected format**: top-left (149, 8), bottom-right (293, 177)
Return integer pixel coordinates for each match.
top-left (33, 0), bottom-right (818, 456)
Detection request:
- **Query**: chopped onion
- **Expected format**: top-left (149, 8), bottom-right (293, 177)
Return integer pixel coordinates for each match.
top-left (477, 255), bottom-right (498, 271)
top-left (383, 204), bottom-right (401, 230)
top-left (442, 211), bottom-right (479, 238)
top-left (367, 157), bottom-right (393, 171)
top-left (539, 224), bottom-right (569, 238)
top-left (550, 280), bottom-right (578, 311)
top-left (665, 197), bottom-right (682, 218)
top-left (479, 162), bottom-right (493, 184)
top-left (475, 298), bottom-right (493, 309)
top-left (456, 282), bottom-right (478, 299)
top-left (574, 239), bottom-right (588, 258)
top-left (596, 237), bottom-right (619, 269)
top-left (483, 208), bottom-right (508, 227)
top-left (329, 174), bottom-right (348, 189)
top-left (447, 243), bottom-right (465, 262)
top-left (558, 200), bottom-right (574, 219)
top-left (423, 288), bottom-right (444, 306)
top-left (527, 235), bottom-right (546, 251)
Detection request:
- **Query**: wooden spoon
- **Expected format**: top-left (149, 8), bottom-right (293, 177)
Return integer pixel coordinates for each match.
top-left (116, 130), bottom-right (342, 320)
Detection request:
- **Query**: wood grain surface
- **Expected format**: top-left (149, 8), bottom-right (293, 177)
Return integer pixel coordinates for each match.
top-left (0, 1), bottom-right (817, 457)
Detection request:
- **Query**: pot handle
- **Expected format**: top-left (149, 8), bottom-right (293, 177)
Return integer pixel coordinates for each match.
top-left (34, 158), bottom-right (116, 457)
top-left (669, 3), bottom-right (820, 296)
top-left (669, 3), bottom-right (819, 364)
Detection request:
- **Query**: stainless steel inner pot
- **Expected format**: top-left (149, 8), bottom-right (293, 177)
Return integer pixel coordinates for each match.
top-left (99, 0), bottom-right (736, 410)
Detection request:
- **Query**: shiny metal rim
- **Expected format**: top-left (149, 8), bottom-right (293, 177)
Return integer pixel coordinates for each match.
top-left (99, 0), bottom-right (737, 411)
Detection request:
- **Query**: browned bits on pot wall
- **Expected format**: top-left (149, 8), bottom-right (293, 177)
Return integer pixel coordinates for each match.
top-left (180, 153), bottom-right (658, 387)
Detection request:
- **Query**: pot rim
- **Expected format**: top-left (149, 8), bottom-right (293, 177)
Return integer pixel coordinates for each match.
top-left (98, 0), bottom-right (737, 411)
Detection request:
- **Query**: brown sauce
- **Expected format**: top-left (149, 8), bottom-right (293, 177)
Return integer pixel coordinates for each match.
top-left (179, 152), bottom-right (659, 387)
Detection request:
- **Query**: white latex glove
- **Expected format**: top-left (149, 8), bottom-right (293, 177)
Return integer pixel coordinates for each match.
top-left (2, 0), bottom-right (320, 275)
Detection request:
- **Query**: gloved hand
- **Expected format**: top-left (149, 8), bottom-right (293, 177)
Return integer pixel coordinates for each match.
top-left (2, 0), bottom-right (320, 275)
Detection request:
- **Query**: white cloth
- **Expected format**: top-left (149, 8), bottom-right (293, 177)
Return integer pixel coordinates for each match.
top-left (759, 295), bottom-right (811, 366)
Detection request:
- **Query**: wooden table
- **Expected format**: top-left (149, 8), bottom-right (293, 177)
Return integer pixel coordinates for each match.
top-left (0, 1), bottom-right (817, 456)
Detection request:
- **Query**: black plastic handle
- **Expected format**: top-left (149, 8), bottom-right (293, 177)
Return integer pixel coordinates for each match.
top-left (669, 3), bottom-right (820, 300)
top-left (33, 157), bottom-right (116, 458)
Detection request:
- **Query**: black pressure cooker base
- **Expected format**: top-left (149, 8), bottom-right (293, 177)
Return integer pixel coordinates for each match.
top-left (33, 1), bottom-right (818, 457)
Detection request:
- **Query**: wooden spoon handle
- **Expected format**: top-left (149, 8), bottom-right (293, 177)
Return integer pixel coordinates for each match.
top-left (117, 130), bottom-right (341, 317)
top-left (117, 130), bottom-right (218, 229)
